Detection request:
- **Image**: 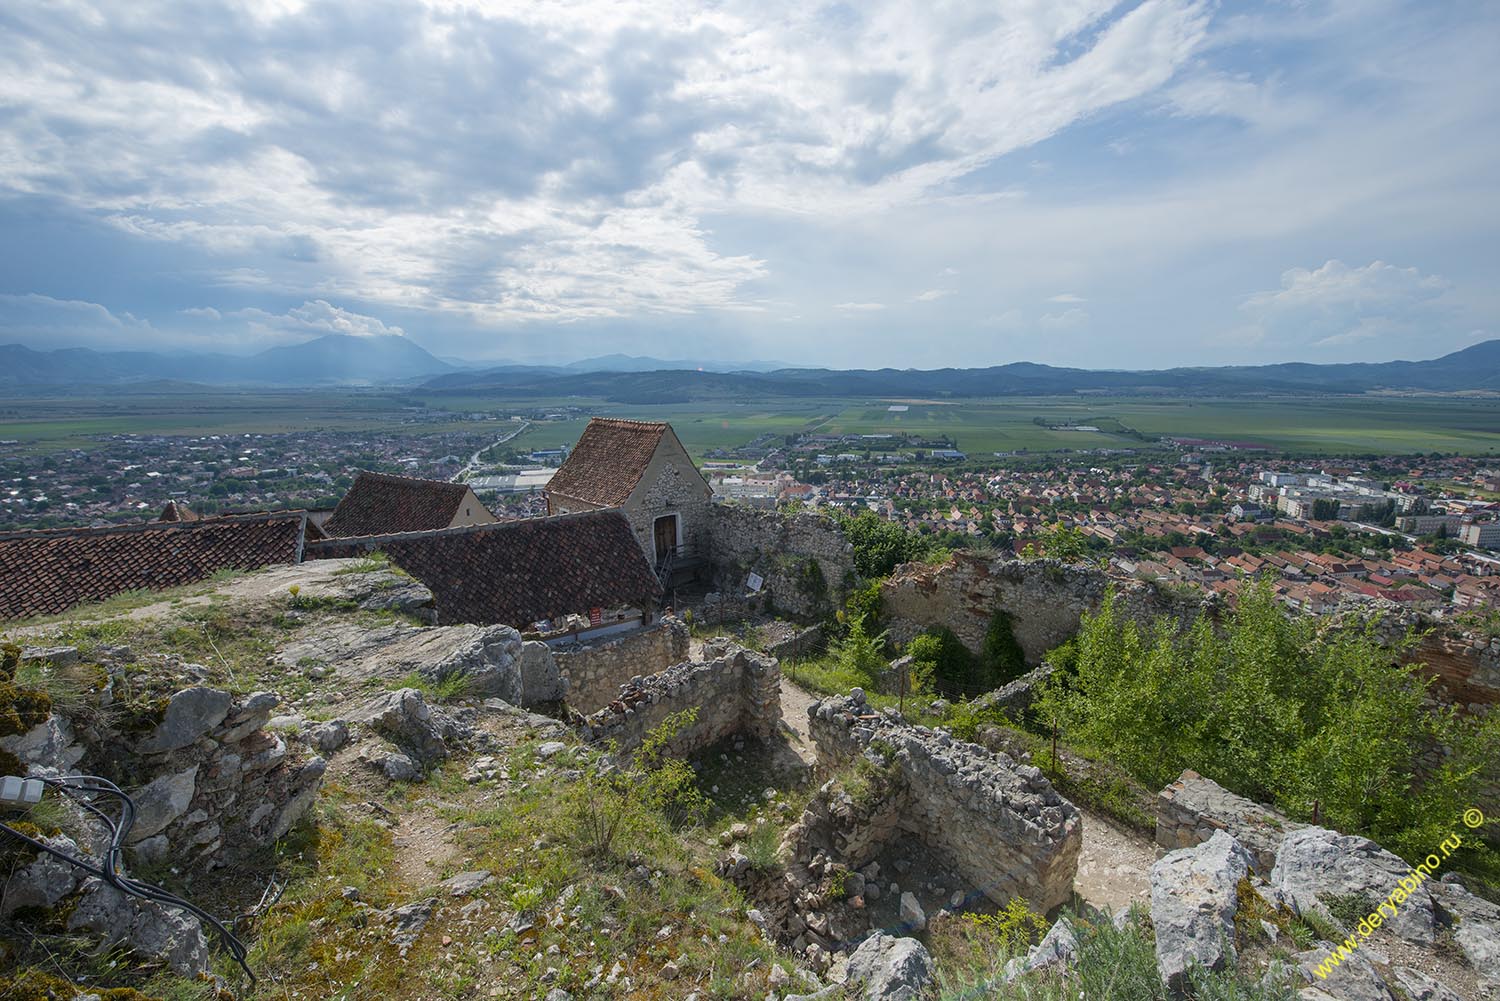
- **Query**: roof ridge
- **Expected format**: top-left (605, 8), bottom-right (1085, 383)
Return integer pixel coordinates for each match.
top-left (586, 417), bottom-right (668, 429)
top-left (0, 510), bottom-right (312, 541)
top-left (305, 507), bottom-right (627, 548)
top-left (354, 469), bottom-right (468, 489)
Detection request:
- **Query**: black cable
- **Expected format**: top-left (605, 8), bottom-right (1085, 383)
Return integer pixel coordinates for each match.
top-left (1, 775), bottom-right (257, 988)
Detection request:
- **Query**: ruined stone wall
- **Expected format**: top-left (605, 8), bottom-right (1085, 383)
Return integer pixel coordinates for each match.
top-left (880, 553), bottom-right (1208, 663)
top-left (707, 504), bottom-right (856, 621)
top-left (578, 641), bottom-right (780, 757)
top-left (2, 648), bottom-right (325, 870)
top-left (804, 691), bottom-right (1081, 913)
top-left (1155, 770), bottom-right (1302, 875)
top-left (552, 617), bottom-right (690, 713)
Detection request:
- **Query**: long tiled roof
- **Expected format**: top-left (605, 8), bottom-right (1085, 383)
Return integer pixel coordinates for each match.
top-left (545, 418), bottom-right (669, 507)
top-left (323, 470), bottom-right (481, 538)
top-left (0, 513), bottom-right (310, 621)
top-left (305, 510), bottom-right (661, 627)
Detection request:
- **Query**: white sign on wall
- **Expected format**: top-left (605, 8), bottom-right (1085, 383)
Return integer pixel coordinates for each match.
top-left (746, 572), bottom-right (765, 593)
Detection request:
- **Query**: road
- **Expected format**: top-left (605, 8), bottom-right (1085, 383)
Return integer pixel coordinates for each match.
top-left (452, 420), bottom-right (530, 482)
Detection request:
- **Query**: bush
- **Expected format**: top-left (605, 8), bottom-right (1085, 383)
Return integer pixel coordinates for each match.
top-left (827, 614), bottom-right (889, 687)
top-left (570, 709), bottom-right (708, 859)
top-left (1036, 579), bottom-right (1500, 886)
top-left (982, 609), bottom-right (1027, 686)
top-left (838, 510), bottom-right (937, 578)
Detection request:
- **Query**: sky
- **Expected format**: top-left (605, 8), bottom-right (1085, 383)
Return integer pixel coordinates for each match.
top-left (0, 0), bottom-right (1496, 370)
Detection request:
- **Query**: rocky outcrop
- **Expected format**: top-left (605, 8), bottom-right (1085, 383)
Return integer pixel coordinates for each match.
top-left (68, 878), bottom-right (209, 976)
top-left (1150, 830), bottom-right (1252, 992)
top-left (354, 688), bottom-right (471, 769)
top-left (579, 641), bottom-right (780, 758)
top-left (1430, 877), bottom-right (1500, 991)
top-left (842, 933), bottom-right (933, 1001)
top-left (273, 620), bottom-right (562, 708)
top-left (1002, 916), bottom-right (1078, 982)
top-left (1156, 769), bottom-right (1301, 874)
top-left (1270, 827), bottom-right (1438, 946)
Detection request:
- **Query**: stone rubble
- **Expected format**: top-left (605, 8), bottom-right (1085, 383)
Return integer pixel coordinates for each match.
top-left (1149, 830), bottom-right (1252, 992)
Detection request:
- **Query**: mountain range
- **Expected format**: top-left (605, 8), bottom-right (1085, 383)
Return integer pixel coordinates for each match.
top-left (4, 335), bottom-right (1499, 399)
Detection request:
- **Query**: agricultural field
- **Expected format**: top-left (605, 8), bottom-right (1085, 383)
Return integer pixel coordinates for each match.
top-left (3, 390), bottom-right (1499, 459)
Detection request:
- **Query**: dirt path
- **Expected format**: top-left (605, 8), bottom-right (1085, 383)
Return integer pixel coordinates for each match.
top-left (1072, 808), bottom-right (1155, 915)
top-left (778, 675), bottom-right (822, 765)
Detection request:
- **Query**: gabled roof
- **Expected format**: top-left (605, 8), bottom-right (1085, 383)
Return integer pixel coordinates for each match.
top-left (0, 512), bottom-right (311, 621)
top-left (158, 500), bottom-right (199, 523)
top-left (323, 470), bottom-right (482, 538)
top-left (545, 418), bottom-right (672, 507)
top-left (304, 509), bottom-right (661, 627)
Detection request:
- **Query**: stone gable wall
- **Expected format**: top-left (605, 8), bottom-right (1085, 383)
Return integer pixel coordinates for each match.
top-left (552, 617), bottom-right (690, 713)
top-left (578, 640), bottom-right (780, 757)
top-left (621, 434), bottom-right (713, 560)
top-left (804, 691), bottom-right (1081, 913)
top-left (707, 504), bottom-right (855, 621)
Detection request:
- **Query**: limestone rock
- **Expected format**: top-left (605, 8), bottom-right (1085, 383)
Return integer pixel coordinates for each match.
top-left (0, 714), bottom-right (84, 772)
top-left (1003, 916), bottom-right (1078, 982)
top-left (518, 640), bottom-right (567, 705)
top-left (20, 645), bottom-right (79, 666)
top-left (425, 624), bottom-right (525, 701)
top-left (1270, 827), bottom-right (1437, 946)
top-left (440, 870), bottom-right (493, 896)
top-left (1292, 945), bottom-right (1394, 1001)
top-left (0, 833), bottom-right (83, 917)
top-left (355, 688), bottom-right (465, 765)
top-left (67, 878), bottom-right (209, 977)
top-left (1150, 829), bottom-right (1252, 992)
top-left (898, 891), bottom-right (926, 932)
top-left (269, 756), bottom-right (326, 839)
top-left (127, 766), bottom-right (198, 843)
top-left (1429, 879), bottom-right (1500, 989)
top-left (309, 719), bottom-right (350, 753)
top-left (1390, 967), bottom-right (1463, 1001)
top-left (843, 933), bottom-right (933, 1001)
top-left (138, 687), bottom-right (234, 753)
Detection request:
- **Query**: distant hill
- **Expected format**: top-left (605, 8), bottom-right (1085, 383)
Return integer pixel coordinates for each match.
top-left (6, 337), bottom-right (1498, 397)
top-left (0, 334), bottom-right (453, 388)
top-left (422, 340), bottom-right (1500, 402)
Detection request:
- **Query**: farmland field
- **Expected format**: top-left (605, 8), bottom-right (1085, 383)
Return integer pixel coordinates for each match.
top-left (3, 390), bottom-right (1499, 458)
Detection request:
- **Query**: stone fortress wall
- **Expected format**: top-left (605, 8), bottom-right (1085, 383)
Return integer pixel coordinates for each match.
top-left (707, 504), bottom-right (856, 620)
top-left (880, 552), bottom-right (1204, 664)
top-left (803, 690), bottom-right (1081, 914)
top-left (552, 617), bottom-right (690, 713)
top-left (578, 638), bottom-right (780, 758)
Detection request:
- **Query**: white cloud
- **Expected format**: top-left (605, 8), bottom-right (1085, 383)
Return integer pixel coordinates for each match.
top-left (195, 300), bottom-right (406, 341)
top-left (1039, 307), bottom-right (1089, 330)
top-left (833, 302), bottom-right (886, 312)
top-left (1241, 259), bottom-right (1453, 350)
top-left (913, 289), bottom-right (953, 302)
top-left (0, 0), bottom-right (1211, 330)
top-left (1047, 293), bottom-right (1087, 304)
top-left (0, 293), bottom-right (155, 348)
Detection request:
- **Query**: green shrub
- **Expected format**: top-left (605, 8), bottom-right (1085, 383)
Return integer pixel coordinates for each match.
top-left (1036, 578), bottom-right (1500, 889)
top-left (838, 510), bottom-right (938, 578)
top-left (982, 609), bottom-right (1027, 686)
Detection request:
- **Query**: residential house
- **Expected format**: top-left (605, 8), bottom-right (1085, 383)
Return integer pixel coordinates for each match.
top-left (545, 418), bottom-right (713, 572)
top-left (323, 470), bottom-right (496, 538)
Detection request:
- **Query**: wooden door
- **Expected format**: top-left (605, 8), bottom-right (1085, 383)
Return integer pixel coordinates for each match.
top-left (653, 515), bottom-right (677, 562)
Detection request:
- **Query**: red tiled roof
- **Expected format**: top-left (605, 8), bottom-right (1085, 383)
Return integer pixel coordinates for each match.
top-left (305, 510), bottom-right (661, 627)
top-left (323, 470), bottom-right (483, 538)
top-left (545, 418), bottom-right (670, 508)
top-left (0, 513), bottom-right (310, 621)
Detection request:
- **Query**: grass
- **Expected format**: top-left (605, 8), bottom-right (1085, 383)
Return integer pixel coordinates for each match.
top-left (930, 906), bottom-right (1298, 1001)
top-left (386, 670), bottom-right (474, 701)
